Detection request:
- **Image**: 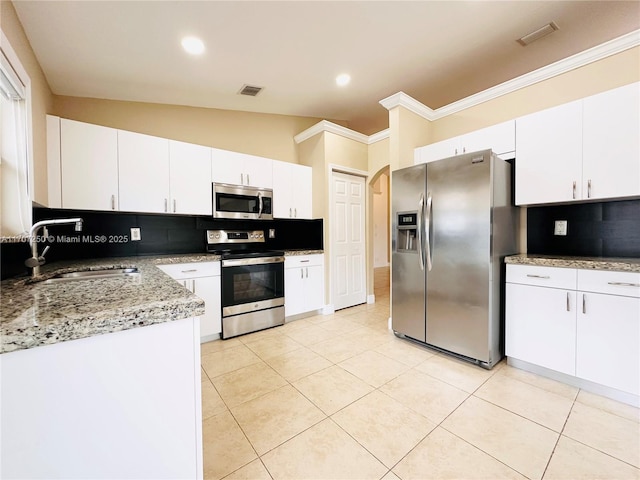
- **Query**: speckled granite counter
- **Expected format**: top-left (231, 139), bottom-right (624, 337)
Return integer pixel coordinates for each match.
top-left (284, 250), bottom-right (324, 256)
top-left (505, 254), bottom-right (640, 273)
top-left (0, 254), bottom-right (225, 354)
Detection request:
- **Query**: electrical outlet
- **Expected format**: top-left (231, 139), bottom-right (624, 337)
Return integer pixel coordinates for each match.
top-left (269, 229), bottom-right (276, 239)
top-left (554, 220), bottom-right (568, 236)
top-left (131, 228), bottom-right (141, 241)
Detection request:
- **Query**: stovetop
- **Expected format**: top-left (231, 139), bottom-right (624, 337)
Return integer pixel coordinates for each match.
top-left (207, 248), bottom-right (285, 260)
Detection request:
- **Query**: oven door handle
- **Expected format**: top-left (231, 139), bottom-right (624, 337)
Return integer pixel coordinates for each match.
top-left (222, 256), bottom-right (285, 267)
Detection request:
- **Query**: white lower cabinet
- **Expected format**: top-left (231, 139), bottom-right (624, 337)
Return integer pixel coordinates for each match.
top-left (284, 254), bottom-right (324, 317)
top-left (0, 318), bottom-right (202, 479)
top-left (506, 282), bottom-right (576, 375)
top-left (158, 262), bottom-right (222, 339)
top-left (506, 264), bottom-right (640, 397)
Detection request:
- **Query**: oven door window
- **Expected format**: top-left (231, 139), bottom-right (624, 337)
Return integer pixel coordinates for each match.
top-left (221, 263), bottom-right (284, 307)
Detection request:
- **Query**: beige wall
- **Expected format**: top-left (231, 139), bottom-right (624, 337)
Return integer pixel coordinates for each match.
top-left (387, 106), bottom-right (432, 171)
top-left (368, 137), bottom-right (389, 178)
top-left (52, 95), bottom-right (328, 164)
top-left (430, 47), bottom-right (640, 143)
top-left (297, 131), bottom-right (371, 305)
top-left (1, 0), bottom-right (54, 205)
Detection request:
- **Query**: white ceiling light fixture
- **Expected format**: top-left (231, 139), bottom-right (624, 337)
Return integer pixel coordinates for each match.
top-left (336, 73), bottom-right (351, 87)
top-left (517, 22), bottom-right (559, 46)
top-left (181, 36), bottom-right (205, 55)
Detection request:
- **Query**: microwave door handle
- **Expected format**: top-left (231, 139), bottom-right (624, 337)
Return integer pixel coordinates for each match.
top-left (257, 192), bottom-right (263, 218)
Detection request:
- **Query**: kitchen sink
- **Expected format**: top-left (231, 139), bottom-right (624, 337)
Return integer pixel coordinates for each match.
top-left (43, 267), bottom-right (140, 283)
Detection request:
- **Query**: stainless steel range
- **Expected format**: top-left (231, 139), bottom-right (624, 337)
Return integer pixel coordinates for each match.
top-left (206, 230), bottom-right (285, 339)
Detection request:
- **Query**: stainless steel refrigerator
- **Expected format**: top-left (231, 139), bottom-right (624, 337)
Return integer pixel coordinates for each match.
top-left (391, 149), bottom-right (517, 369)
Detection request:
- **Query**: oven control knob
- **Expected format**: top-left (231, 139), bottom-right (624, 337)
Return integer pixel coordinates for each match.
top-left (215, 234), bottom-right (220, 239)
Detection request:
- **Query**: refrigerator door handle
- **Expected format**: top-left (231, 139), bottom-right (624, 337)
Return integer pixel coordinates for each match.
top-left (417, 193), bottom-right (425, 271)
top-left (425, 192), bottom-right (433, 271)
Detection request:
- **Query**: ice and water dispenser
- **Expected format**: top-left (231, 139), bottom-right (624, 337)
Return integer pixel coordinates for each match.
top-left (396, 212), bottom-right (418, 253)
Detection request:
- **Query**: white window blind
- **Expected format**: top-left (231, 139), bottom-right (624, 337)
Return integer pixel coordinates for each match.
top-left (1, 47), bottom-right (31, 237)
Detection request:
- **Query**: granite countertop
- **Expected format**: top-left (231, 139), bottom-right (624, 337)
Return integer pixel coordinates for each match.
top-left (505, 254), bottom-right (640, 273)
top-left (0, 254), bottom-right (225, 354)
top-left (1, 251), bottom-right (323, 354)
top-left (284, 249), bottom-right (324, 256)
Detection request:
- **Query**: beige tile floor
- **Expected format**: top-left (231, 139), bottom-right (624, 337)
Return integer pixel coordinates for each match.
top-left (200, 267), bottom-right (640, 480)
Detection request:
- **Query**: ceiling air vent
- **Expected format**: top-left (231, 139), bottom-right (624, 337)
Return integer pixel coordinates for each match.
top-left (238, 84), bottom-right (263, 96)
top-left (517, 22), bottom-right (559, 46)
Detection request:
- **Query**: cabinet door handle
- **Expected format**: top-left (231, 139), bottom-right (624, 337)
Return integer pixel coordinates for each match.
top-left (173, 199), bottom-right (177, 213)
top-left (181, 269), bottom-right (198, 273)
top-left (247, 174), bottom-right (250, 184)
top-left (572, 181), bottom-right (576, 199)
top-left (582, 294), bottom-right (586, 314)
top-left (295, 208), bottom-right (297, 217)
top-left (241, 173), bottom-right (244, 185)
top-left (608, 282), bottom-right (640, 288)
top-left (305, 267), bottom-right (308, 278)
top-left (164, 198), bottom-right (168, 212)
top-left (526, 274), bottom-right (550, 279)
top-left (290, 207), bottom-right (292, 217)
top-left (566, 292), bottom-right (570, 312)
top-left (111, 194), bottom-right (116, 210)
top-left (300, 269), bottom-right (303, 279)
top-left (454, 148), bottom-right (458, 155)
top-left (463, 147), bottom-right (466, 153)
top-left (192, 279), bottom-right (196, 294)
top-left (587, 179), bottom-right (592, 198)
top-left (300, 260), bottom-right (310, 263)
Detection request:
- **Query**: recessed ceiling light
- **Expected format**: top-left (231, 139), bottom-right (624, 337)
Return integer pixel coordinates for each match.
top-left (336, 73), bottom-right (351, 87)
top-left (181, 36), bottom-right (205, 55)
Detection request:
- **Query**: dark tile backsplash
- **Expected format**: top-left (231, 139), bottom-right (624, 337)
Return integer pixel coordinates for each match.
top-left (527, 199), bottom-right (640, 257)
top-left (1, 206), bottom-right (323, 280)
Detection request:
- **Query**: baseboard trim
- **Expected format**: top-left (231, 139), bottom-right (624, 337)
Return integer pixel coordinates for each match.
top-left (507, 357), bottom-right (639, 408)
top-left (322, 304), bottom-right (335, 315)
top-left (367, 294), bottom-right (375, 304)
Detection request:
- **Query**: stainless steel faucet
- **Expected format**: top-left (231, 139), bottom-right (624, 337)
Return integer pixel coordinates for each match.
top-left (25, 218), bottom-right (83, 277)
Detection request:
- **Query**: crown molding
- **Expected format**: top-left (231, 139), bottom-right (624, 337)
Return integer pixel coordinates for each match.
top-left (380, 29), bottom-right (640, 121)
top-left (295, 120), bottom-right (385, 145)
top-left (296, 30), bottom-right (639, 145)
top-left (378, 92), bottom-right (437, 120)
top-left (368, 128), bottom-right (390, 144)
top-left (294, 120), bottom-right (368, 144)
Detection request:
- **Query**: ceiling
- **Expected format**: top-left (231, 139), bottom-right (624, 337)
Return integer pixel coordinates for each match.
top-left (12, 1), bottom-right (640, 135)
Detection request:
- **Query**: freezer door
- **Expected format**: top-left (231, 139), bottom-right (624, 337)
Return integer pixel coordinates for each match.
top-left (391, 164), bottom-right (426, 342)
top-left (425, 151), bottom-right (491, 361)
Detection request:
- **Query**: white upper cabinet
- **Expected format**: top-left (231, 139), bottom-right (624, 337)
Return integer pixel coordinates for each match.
top-left (515, 100), bottom-right (583, 205)
top-left (60, 119), bottom-right (119, 211)
top-left (118, 130), bottom-right (170, 213)
top-left (461, 120), bottom-right (515, 158)
top-left (211, 148), bottom-right (273, 188)
top-left (415, 120), bottom-right (515, 164)
top-left (515, 82), bottom-right (640, 206)
top-left (46, 115), bottom-right (62, 209)
top-left (272, 160), bottom-right (313, 219)
top-left (582, 82), bottom-right (640, 201)
top-left (169, 140), bottom-right (212, 215)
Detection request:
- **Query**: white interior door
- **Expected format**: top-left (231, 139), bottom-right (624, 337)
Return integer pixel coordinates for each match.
top-left (332, 171), bottom-right (366, 310)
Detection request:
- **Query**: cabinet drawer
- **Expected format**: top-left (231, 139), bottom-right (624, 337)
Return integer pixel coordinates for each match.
top-left (157, 262), bottom-right (220, 280)
top-left (578, 269), bottom-right (640, 298)
top-left (285, 254), bottom-right (324, 269)
top-left (506, 264), bottom-right (577, 289)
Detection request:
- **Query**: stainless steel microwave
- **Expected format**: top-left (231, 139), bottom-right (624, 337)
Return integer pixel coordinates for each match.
top-left (212, 183), bottom-right (273, 220)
